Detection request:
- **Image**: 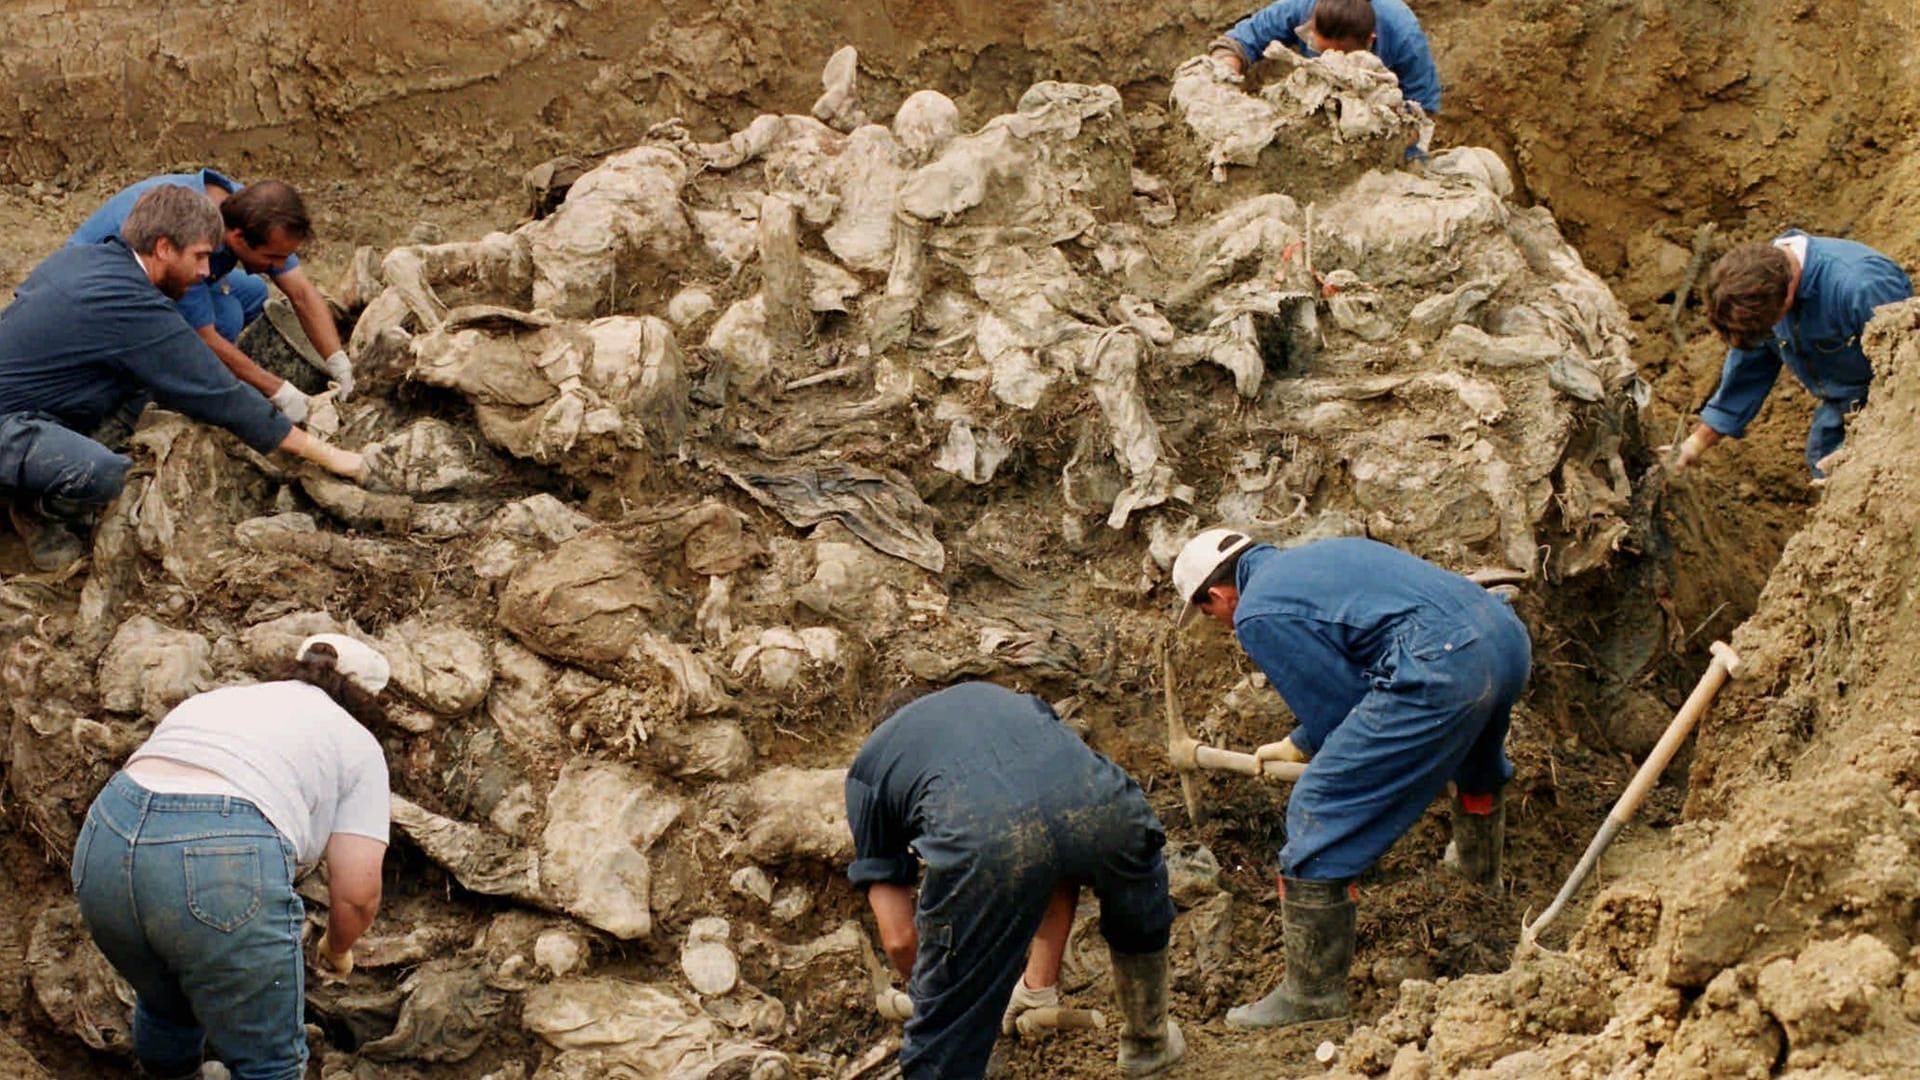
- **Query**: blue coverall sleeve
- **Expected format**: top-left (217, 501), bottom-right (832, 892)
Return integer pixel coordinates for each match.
top-left (268, 252), bottom-right (302, 278)
top-left (1233, 613), bottom-right (1359, 756)
top-left (1699, 344), bottom-right (1783, 438)
top-left (173, 282), bottom-right (219, 330)
top-left (845, 774), bottom-right (917, 888)
top-left (1224, 0), bottom-right (1314, 63)
top-left (125, 320), bottom-right (294, 454)
top-left (1391, 29), bottom-right (1443, 114)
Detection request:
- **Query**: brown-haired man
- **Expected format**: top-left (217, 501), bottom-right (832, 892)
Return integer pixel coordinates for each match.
top-left (1209, 0), bottom-right (1441, 117)
top-left (1676, 231), bottom-right (1912, 477)
top-left (70, 169), bottom-right (354, 424)
top-left (2, 186), bottom-right (369, 569)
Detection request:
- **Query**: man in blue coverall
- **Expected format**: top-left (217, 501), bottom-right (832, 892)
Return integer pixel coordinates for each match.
top-left (1210, 0), bottom-right (1442, 121)
top-left (1171, 528), bottom-right (1530, 1030)
top-left (1673, 232), bottom-right (1912, 478)
top-left (845, 681), bottom-right (1184, 1079)
top-left (70, 169), bottom-right (355, 425)
top-left (1, 186), bottom-right (370, 570)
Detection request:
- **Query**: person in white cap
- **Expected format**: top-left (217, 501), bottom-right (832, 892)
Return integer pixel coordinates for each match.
top-left (1171, 529), bottom-right (1530, 1031)
top-left (70, 633), bottom-right (393, 1080)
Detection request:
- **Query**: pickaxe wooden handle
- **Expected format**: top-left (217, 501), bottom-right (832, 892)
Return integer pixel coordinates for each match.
top-left (861, 933), bottom-right (913, 1020)
top-left (1162, 633), bottom-right (1305, 826)
top-left (1523, 640), bottom-right (1741, 944)
top-left (1014, 1006), bottom-right (1107, 1038)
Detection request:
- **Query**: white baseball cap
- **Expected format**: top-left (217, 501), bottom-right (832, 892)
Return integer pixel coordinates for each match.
top-left (297, 633), bottom-right (392, 695)
top-left (1172, 527), bottom-right (1255, 626)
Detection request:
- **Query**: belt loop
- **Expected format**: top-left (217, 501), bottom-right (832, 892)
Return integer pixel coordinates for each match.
top-left (222, 795), bottom-right (233, 818)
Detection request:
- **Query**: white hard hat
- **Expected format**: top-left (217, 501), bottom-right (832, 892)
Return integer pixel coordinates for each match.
top-left (1172, 527), bottom-right (1255, 626)
top-left (297, 633), bottom-right (391, 695)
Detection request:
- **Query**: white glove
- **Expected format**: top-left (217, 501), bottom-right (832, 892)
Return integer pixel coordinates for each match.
top-left (319, 350), bottom-right (355, 402)
top-left (1670, 431), bottom-right (1709, 472)
top-left (269, 380), bottom-right (311, 423)
top-left (1001, 979), bottom-right (1059, 1035)
top-left (875, 986), bottom-right (913, 1020)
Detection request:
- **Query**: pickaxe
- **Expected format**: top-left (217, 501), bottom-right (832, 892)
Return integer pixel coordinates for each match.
top-left (861, 932), bottom-right (913, 1021)
top-left (1160, 633), bottom-right (1306, 826)
top-left (1522, 640), bottom-right (1742, 946)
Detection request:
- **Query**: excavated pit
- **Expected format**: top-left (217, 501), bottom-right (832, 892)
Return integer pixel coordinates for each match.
top-left (2, 1), bottom-right (1917, 1077)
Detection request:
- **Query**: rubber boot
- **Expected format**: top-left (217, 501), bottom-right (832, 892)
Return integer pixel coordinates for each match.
top-left (135, 1061), bottom-right (203, 1080)
top-left (1109, 947), bottom-right (1185, 1077)
top-left (1225, 877), bottom-right (1354, 1030)
top-left (1442, 787), bottom-right (1505, 888)
top-left (8, 500), bottom-right (87, 572)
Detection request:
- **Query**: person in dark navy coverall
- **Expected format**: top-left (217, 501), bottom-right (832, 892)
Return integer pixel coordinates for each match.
top-left (1170, 529), bottom-right (1531, 1031)
top-left (845, 681), bottom-right (1184, 1079)
top-left (1674, 231), bottom-right (1911, 478)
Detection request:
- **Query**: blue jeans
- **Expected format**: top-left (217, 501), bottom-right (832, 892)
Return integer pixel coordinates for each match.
top-left (211, 270), bottom-right (271, 344)
top-left (72, 773), bottom-right (307, 1080)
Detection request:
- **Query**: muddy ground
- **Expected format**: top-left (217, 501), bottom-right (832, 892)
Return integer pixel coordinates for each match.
top-left (2, 0), bottom-right (1917, 1077)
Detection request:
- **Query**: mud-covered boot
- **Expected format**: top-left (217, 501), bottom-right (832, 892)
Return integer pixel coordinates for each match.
top-left (8, 500), bottom-right (88, 572)
top-left (1442, 787), bottom-right (1505, 888)
top-left (1109, 947), bottom-right (1186, 1077)
top-left (1225, 877), bottom-right (1354, 1030)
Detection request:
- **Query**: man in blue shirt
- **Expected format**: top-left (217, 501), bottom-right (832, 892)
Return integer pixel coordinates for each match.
top-left (1210, 0), bottom-right (1442, 117)
top-left (2, 186), bottom-right (370, 570)
top-left (1673, 232), bottom-right (1912, 478)
top-left (70, 169), bottom-right (355, 424)
top-left (846, 682), bottom-right (1183, 1079)
top-left (1171, 529), bottom-right (1530, 1031)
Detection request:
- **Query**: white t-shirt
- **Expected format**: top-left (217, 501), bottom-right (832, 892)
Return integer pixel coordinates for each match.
top-left (130, 681), bottom-right (391, 866)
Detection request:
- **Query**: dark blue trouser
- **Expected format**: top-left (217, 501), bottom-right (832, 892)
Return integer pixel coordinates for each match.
top-left (1281, 600), bottom-right (1531, 880)
top-left (1806, 395), bottom-right (1863, 477)
top-left (901, 774), bottom-right (1175, 1080)
top-left (72, 773), bottom-right (307, 1080)
top-left (0, 410), bottom-right (134, 506)
top-left (211, 270), bottom-right (271, 344)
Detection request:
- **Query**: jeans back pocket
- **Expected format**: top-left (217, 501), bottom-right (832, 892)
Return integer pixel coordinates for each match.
top-left (183, 845), bottom-right (263, 933)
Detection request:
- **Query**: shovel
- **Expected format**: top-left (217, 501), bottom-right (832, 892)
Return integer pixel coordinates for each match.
top-left (1522, 640), bottom-right (1742, 945)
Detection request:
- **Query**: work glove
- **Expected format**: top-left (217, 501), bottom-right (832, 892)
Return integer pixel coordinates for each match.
top-left (269, 380), bottom-right (311, 424)
top-left (1669, 431), bottom-right (1709, 472)
top-left (318, 350), bottom-right (355, 402)
top-left (1252, 735), bottom-right (1310, 777)
top-left (1001, 979), bottom-right (1059, 1036)
top-left (312, 934), bottom-right (354, 982)
top-left (874, 985), bottom-right (912, 1021)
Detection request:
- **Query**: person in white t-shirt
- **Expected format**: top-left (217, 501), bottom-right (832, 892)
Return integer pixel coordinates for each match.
top-left (71, 633), bottom-right (393, 1080)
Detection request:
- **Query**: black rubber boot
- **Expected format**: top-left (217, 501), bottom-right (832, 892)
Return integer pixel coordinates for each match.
top-left (7, 499), bottom-right (88, 572)
top-left (135, 1060), bottom-right (203, 1080)
top-left (1225, 877), bottom-right (1354, 1030)
top-left (1443, 787), bottom-right (1506, 888)
top-left (1109, 947), bottom-right (1186, 1077)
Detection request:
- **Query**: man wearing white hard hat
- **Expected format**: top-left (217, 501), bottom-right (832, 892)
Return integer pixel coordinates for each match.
top-left (1171, 529), bottom-right (1530, 1031)
top-left (70, 633), bottom-right (393, 1080)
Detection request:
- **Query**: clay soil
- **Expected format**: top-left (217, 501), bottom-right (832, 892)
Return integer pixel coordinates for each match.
top-left (3, 0), bottom-right (1918, 1077)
